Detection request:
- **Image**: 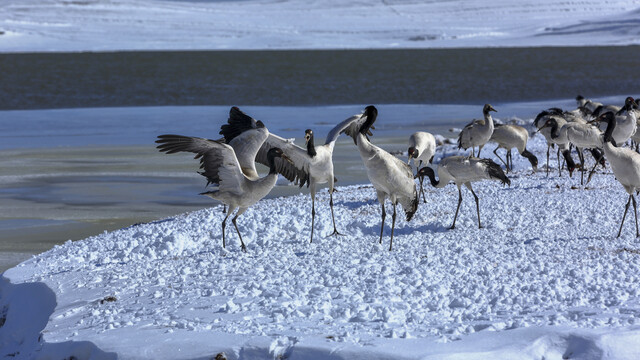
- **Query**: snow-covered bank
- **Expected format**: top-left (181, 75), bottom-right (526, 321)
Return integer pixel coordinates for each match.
top-left (3, 131), bottom-right (640, 359)
top-left (0, 0), bottom-right (639, 52)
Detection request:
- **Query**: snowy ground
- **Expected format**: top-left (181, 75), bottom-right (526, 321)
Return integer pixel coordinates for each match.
top-left (1, 0), bottom-right (639, 52)
top-left (3, 125), bottom-right (640, 359)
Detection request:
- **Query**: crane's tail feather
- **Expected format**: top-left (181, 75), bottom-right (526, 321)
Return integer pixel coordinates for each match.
top-left (404, 192), bottom-right (419, 222)
top-left (481, 159), bottom-right (511, 186)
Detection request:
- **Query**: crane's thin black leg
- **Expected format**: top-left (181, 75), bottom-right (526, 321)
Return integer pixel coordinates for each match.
top-left (469, 186), bottom-right (482, 228)
top-left (231, 215), bottom-right (246, 252)
top-left (419, 176), bottom-right (428, 203)
top-left (450, 187), bottom-right (463, 230)
top-left (379, 202), bottom-right (386, 244)
top-left (546, 144), bottom-right (550, 177)
top-left (310, 195), bottom-right (316, 243)
top-left (493, 147), bottom-right (508, 171)
top-left (389, 202), bottom-right (397, 251)
top-left (586, 152), bottom-right (604, 186)
top-left (578, 149), bottom-right (585, 185)
top-left (328, 189), bottom-right (343, 236)
top-left (633, 195), bottom-right (639, 237)
top-left (557, 148), bottom-right (562, 177)
top-left (618, 195), bottom-right (632, 238)
top-left (509, 150), bottom-right (514, 171)
top-left (221, 213), bottom-right (230, 249)
top-left (477, 145), bottom-right (483, 158)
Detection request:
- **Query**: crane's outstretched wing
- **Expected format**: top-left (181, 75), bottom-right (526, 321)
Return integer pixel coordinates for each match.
top-left (340, 112), bottom-right (375, 144)
top-left (255, 133), bottom-right (310, 187)
top-left (325, 113), bottom-right (367, 145)
top-left (156, 135), bottom-right (245, 193)
top-left (219, 106), bottom-right (265, 143)
top-left (217, 107), bottom-right (270, 179)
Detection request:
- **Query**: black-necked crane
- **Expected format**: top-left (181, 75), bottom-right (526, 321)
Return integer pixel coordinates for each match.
top-left (218, 107), bottom-right (359, 243)
top-left (156, 135), bottom-right (291, 251)
top-left (537, 116), bottom-right (577, 177)
top-left (589, 97), bottom-right (637, 146)
top-left (534, 109), bottom-right (568, 176)
top-left (457, 104), bottom-right (497, 157)
top-left (592, 104), bottom-right (620, 119)
top-left (408, 131), bottom-right (436, 203)
top-left (540, 116), bottom-right (603, 184)
top-left (416, 156), bottom-right (510, 229)
top-left (345, 105), bottom-right (418, 251)
top-left (592, 112), bottom-right (640, 237)
top-left (489, 123), bottom-right (538, 173)
top-left (585, 97), bottom-right (638, 180)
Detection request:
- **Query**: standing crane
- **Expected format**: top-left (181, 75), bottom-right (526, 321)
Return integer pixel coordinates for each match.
top-left (156, 135), bottom-right (292, 252)
top-left (457, 104), bottom-right (497, 157)
top-left (408, 131), bottom-right (436, 203)
top-left (345, 105), bottom-right (418, 251)
top-left (416, 156), bottom-right (510, 229)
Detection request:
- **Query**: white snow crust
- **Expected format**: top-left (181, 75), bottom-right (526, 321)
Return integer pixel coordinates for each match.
top-left (3, 123), bottom-right (640, 359)
top-left (0, 0), bottom-right (639, 52)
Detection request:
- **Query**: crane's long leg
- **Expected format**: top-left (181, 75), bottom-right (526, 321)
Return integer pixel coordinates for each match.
top-left (618, 195), bottom-right (633, 238)
top-left (418, 176), bottom-right (427, 203)
top-left (328, 188), bottom-right (343, 236)
top-left (466, 183), bottom-right (482, 228)
top-left (379, 201), bottom-right (386, 244)
top-left (493, 147), bottom-right (508, 171)
top-left (417, 161), bottom-right (427, 203)
top-left (377, 191), bottom-right (387, 244)
top-left (450, 186), bottom-right (463, 230)
top-left (415, 164), bottom-right (426, 203)
top-left (310, 184), bottom-right (316, 243)
top-left (221, 213), bottom-right (229, 249)
top-left (389, 202), bottom-right (397, 251)
top-left (221, 204), bottom-right (237, 249)
top-left (633, 195), bottom-right (639, 237)
top-left (577, 148), bottom-right (585, 185)
top-left (586, 151), bottom-right (605, 186)
top-left (557, 148), bottom-right (561, 177)
top-left (591, 148), bottom-right (606, 169)
top-left (477, 145), bottom-right (484, 158)
top-left (510, 150), bottom-right (514, 171)
top-left (232, 208), bottom-right (248, 252)
top-left (546, 144), bottom-right (550, 177)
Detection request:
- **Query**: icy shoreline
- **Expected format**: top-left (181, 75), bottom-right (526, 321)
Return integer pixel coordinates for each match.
top-left (3, 132), bottom-right (640, 359)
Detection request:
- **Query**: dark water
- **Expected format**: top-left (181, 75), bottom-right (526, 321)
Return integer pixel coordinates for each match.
top-left (1, 46), bottom-right (639, 110)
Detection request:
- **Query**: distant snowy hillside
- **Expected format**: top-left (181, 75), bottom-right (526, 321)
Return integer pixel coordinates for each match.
top-left (0, 0), bottom-right (639, 52)
top-left (3, 131), bottom-right (640, 359)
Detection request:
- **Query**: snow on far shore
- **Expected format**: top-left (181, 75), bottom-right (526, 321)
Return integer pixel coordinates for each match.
top-left (0, 0), bottom-right (639, 52)
top-left (3, 122), bottom-right (640, 359)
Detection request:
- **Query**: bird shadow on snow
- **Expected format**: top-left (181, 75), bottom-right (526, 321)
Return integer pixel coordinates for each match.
top-left (338, 198), bottom-right (377, 210)
top-left (357, 220), bottom-right (450, 239)
top-left (0, 276), bottom-right (117, 359)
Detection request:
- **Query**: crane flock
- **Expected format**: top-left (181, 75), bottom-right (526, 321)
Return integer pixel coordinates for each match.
top-left (157, 96), bottom-right (639, 251)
